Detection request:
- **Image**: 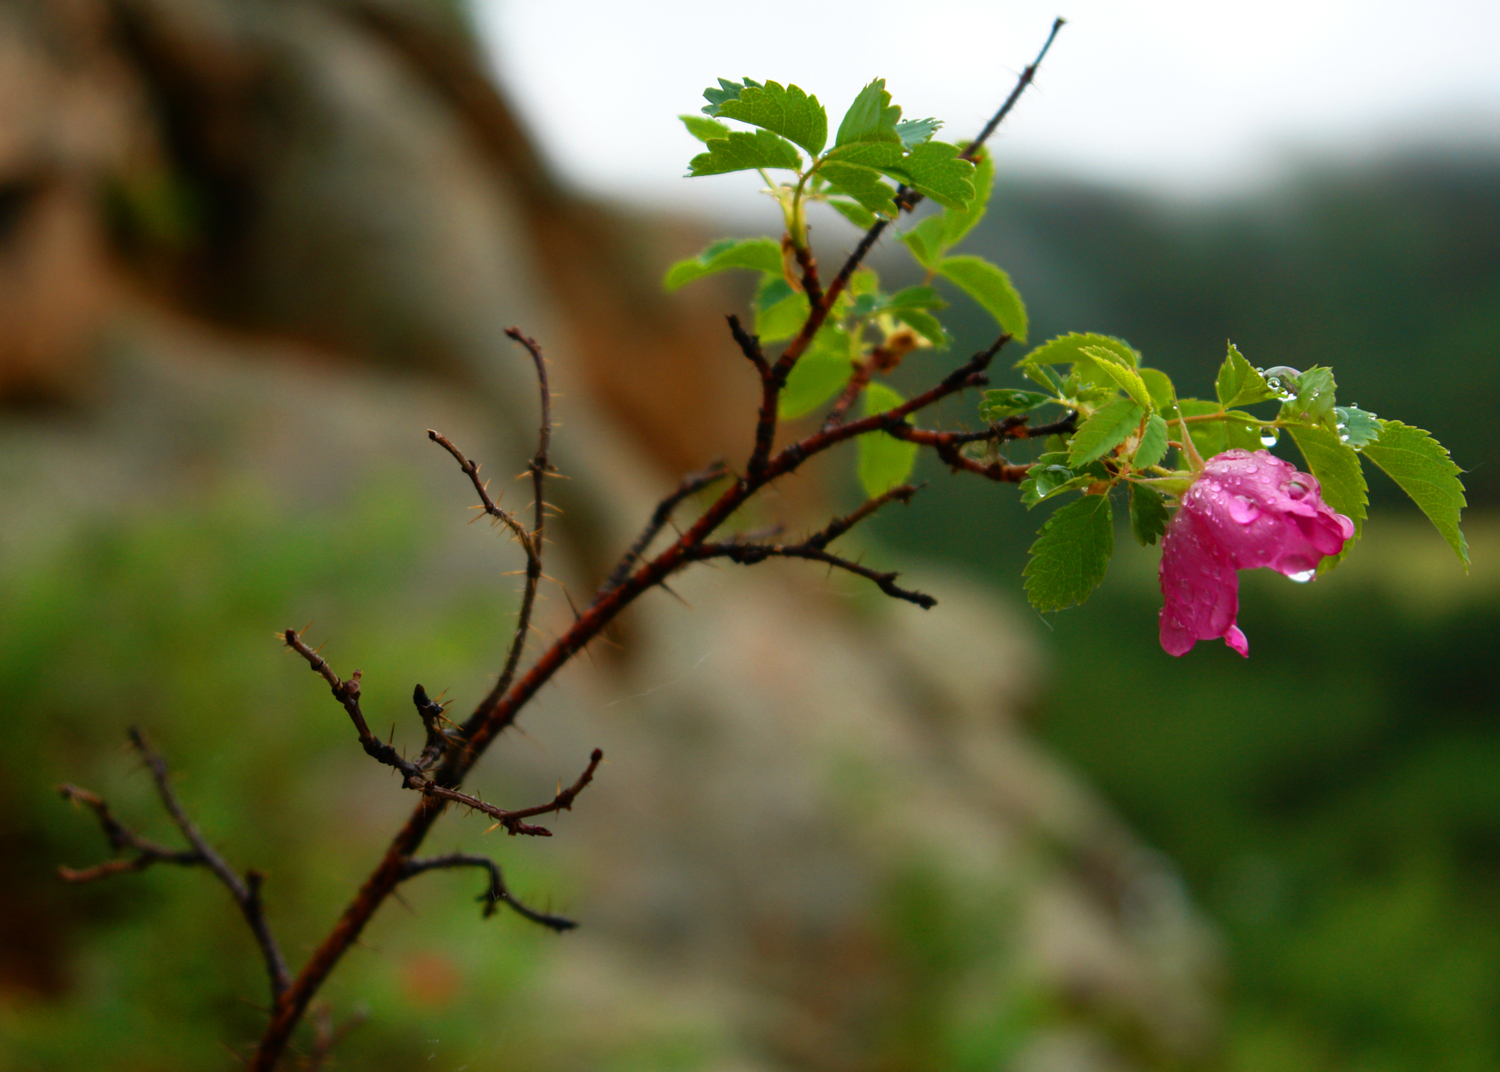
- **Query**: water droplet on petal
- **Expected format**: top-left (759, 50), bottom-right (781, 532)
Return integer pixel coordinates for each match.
top-left (1288, 569), bottom-right (1315, 584)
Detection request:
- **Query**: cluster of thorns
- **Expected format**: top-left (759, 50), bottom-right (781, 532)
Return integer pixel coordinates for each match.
top-left (56, 20), bottom-right (1066, 1070)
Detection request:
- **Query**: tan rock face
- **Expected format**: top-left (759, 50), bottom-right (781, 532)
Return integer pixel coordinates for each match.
top-left (0, 2), bottom-right (1220, 1068)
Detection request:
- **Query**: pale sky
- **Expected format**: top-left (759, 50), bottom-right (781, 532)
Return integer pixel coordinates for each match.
top-left (474, 1), bottom-right (1500, 212)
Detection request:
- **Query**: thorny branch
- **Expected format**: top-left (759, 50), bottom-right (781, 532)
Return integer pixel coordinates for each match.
top-left (56, 24), bottom-right (1062, 1069)
top-left (887, 410), bottom-right (1078, 483)
top-left (250, 318), bottom-right (1019, 1072)
top-left (281, 629), bottom-right (424, 781)
top-left (398, 853), bottom-right (576, 931)
top-left (780, 16), bottom-right (1067, 377)
top-left (597, 458), bottom-right (730, 602)
top-left (691, 483), bottom-right (935, 608)
top-left (58, 729), bottom-right (292, 1002)
top-left (406, 748), bottom-right (604, 837)
top-left (427, 429), bottom-right (535, 552)
top-left (491, 328), bottom-right (553, 711)
top-left (727, 314), bottom-right (780, 481)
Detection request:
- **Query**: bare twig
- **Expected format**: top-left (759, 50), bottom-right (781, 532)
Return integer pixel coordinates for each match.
top-left (57, 783), bottom-right (200, 879)
top-left (60, 731), bottom-right (292, 1002)
top-left (790, 240), bottom-right (824, 309)
top-left (688, 483), bottom-right (933, 607)
top-left (398, 853), bottom-right (576, 931)
top-left (822, 346), bottom-right (901, 431)
top-left (412, 684), bottom-right (460, 772)
top-left (805, 483), bottom-right (922, 550)
top-left (405, 748), bottom-right (604, 837)
top-left (596, 459), bottom-right (729, 602)
top-left (883, 408), bottom-right (1077, 483)
top-left (427, 429), bottom-right (533, 548)
top-left (466, 329), bottom-right (554, 731)
top-left (965, 17), bottom-right (1066, 162)
top-left (804, 19), bottom-right (1066, 366)
top-left (727, 315), bottom-right (780, 480)
top-left (282, 629), bottom-right (423, 780)
top-left (692, 542), bottom-right (935, 608)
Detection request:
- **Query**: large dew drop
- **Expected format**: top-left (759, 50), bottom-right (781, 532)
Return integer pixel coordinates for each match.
top-left (1288, 569), bottom-right (1315, 584)
top-left (1259, 427), bottom-right (1280, 448)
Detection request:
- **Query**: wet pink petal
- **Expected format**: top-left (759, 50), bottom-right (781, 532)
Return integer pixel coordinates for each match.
top-left (1158, 449), bottom-right (1355, 657)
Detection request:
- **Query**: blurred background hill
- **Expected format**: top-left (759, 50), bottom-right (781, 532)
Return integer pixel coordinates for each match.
top-left (0, 1), bottom-right (1496, 1071)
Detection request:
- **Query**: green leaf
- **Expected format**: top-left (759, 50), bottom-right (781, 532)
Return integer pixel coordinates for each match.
top-left (753, 276), bottom-right (809, 343)
top-left (898, 141), bottom-right (976, 211)
top-left (835, 78), bottom-right (902, 146)
top-left (1140, 368), bottom-right (1177, 414)
top-left (1335, 406), bottom-right (1381, 449)
top-left (1129, 484), bottom-right (1170, 546)
top-left (818, 161), bottom-right (898, 217)
top-left (701, 76), bottom-right (759, 113)
top-left (1215, 342), bottom-right (1279, 408)
top-left (1223, 410), bottom-right (1264, 452)
top-left (710, 80), bottom-right (828, 157)
top-left (680, 114), bottom-right (731, 143)
top-left (1361, 421), bottom-right (1469, 568)
top-left (1018, 333), bottom-right (1140, 376)
top-left (1134, 413), bottom-right (1170, 468)
top-left (1177, 398), bottom-right (1225, 461)
top-left (892, 308), bottom-right (948, 348)
top-left (1023, 494), bottom-right (1114, 612)
top-left (1280, 365), bottom-right (1338, 429)
top-left (941, 147), bottom-right (994, 247)
top-left (1287, 424), bottom-right (1368, 573)
top-left (827, 198), bottom-right (876, 230)
top-left (1024, 363), bottom-right (1064, 393)
top-left (887, 285), bottom-right (945, 312)
top-left (1021, 466), bottom-right (1093, 507)
top-left (1018, 452), bottom-right (1108, 507)
top-left (780, 327), bottom-right (855, 419)
top-left (688, 129), bottom-right (802, 177)
top-left (896, 117), bottom-right (942, 148)
top-left (900, 215), bottom-right (947, 270)
top-left (823, 141), bottom-right (905, 169)
top-left (850, 267), bottom-right (879, 296)
top-left (1081, 346), bottom-right (1152, 408)
top-left (936, 255), bottom-right (1027, 341)
top-left (1069, 398), bottom-right (1145, 466)
top-left (857, 382), bottom-right (919, 496)
top-left (664, 237), bottom-right (783, 291)
top-left (980, 389), bottom-right (1053, 422)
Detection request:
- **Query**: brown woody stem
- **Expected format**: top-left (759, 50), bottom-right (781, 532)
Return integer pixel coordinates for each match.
top-left (248, 20), bottom-right (1065, 1062)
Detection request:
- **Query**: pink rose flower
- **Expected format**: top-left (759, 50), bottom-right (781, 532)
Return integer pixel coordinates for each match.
top-left (1158, 449), bottom-right (1355, 657)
